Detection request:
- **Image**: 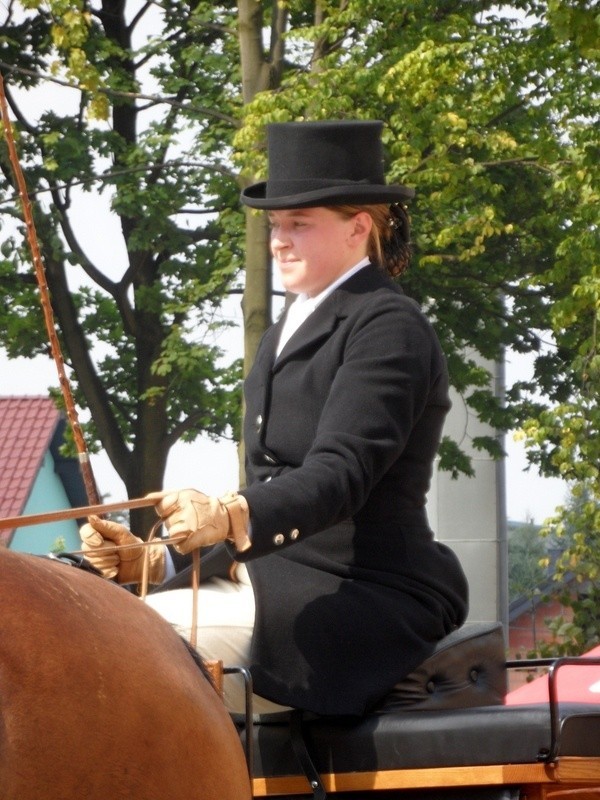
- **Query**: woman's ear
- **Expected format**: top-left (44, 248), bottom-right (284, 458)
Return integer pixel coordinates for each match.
top-left (349, 211), bottom-right (373, 246)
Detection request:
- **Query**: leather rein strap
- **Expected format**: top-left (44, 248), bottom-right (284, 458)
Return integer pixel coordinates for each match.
top-left (138, 518), bottom-right (202, 651)
top-left (138, 523), bottom-right (212, 694)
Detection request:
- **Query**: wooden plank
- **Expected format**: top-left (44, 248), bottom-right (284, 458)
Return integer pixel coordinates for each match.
top-left (251, 761), bottom-right (600, 797)
top-left (251, 763), bottom-right (554, 796)
top-left (542, 789), bottom-right (600, 800)
top-left (555, 758), bottom-right (600, 784)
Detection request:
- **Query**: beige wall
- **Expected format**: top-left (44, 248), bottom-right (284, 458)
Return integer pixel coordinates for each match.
top-left (427, 354), bottom-right (508, 629)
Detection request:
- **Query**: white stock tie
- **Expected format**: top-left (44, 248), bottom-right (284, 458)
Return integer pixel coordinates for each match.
top-left (276, 295), bottom-right (315, 357)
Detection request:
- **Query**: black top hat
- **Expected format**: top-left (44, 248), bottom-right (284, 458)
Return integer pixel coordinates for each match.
top-left (240, 120), bottom-right (415, 209)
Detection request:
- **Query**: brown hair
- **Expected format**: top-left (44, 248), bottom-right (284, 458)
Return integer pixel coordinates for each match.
top-left (328, 203), bottom-right (411, 278)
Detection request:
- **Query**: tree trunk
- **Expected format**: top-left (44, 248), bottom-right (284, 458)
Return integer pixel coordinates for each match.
top-left (236, 0), bottom-right (287, 482)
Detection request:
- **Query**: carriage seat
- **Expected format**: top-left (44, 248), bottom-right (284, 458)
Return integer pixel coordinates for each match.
top-left (372, 620), bottom-right (507, 713)
top-left (244, 622), bottom-right (508, 774)
top-left (243, 622), bottom-right (600, 793)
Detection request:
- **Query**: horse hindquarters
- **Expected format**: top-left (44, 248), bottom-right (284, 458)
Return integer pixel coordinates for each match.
top-left (0, 548), bottom-right (251, 800)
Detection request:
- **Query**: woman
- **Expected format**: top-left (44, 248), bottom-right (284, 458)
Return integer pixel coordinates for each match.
top-left (80, 120), bottom-right (468, 717)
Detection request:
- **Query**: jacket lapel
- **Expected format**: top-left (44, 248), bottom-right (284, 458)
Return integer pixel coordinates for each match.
top-left (273, 265), bottom-right (392, 371)
top-left (273, 299), bottom-right (342, 371)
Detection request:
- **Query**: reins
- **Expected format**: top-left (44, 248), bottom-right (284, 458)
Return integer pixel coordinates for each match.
top-left (0, 499), bottom-right (204, 653)
top-left (0, 497), bottom-right (158, 530)
top-left (137, 523), bottom-right (208, 689)
top-left (138, 518), bottom-right (201, 651)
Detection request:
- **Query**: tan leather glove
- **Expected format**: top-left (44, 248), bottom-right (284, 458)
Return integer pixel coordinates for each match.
top-left (153, 489), bottom-right (251, 555)
top-left (79, 515), bottom-right (166, 585)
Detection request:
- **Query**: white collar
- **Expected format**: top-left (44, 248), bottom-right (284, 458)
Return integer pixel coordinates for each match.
top-left (291, 256), bottom-right (370, 311)
top-left (276, 258), bottom-right (370, 357)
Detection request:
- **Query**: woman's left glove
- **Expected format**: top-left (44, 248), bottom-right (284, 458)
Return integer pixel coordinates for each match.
top-left (79, 515), bottom-right (166, 585)
top-left (153, 489), bottom-right (251, 555)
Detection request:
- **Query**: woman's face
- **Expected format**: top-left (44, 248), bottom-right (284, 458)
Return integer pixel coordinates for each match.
top-left (268, 207), bottom-right (371, 297)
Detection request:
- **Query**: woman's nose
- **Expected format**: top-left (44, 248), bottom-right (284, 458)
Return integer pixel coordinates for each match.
top-left (271, 229), bottom-right (289, 249)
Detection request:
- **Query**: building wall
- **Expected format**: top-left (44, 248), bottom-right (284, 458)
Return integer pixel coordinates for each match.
top-left (428, 354), bottom-right (508, 629)
top-left (507, 596), bottom-right (574, 690)
top-left (10, 450), bottom-right (81, 554)
top-left (508, 597), bottom-right (572, 657)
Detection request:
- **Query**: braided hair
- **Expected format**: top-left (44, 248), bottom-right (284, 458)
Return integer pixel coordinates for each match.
top-left (381, 203), bottom-right (411, 278)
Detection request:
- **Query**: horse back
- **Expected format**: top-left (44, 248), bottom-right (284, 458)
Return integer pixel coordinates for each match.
top-left (0, 548), bottom-right (250, 800)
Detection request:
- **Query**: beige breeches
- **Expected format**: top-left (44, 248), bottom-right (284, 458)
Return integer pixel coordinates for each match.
top-left (144, 565), bottom-right (291, 715)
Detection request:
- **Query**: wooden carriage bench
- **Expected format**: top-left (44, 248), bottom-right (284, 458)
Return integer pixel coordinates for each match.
top-left (230, 623), bottom-right (600, 799)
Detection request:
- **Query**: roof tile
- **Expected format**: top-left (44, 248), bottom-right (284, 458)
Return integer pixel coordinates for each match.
top-left (0, 396), bottom-right (60, 545)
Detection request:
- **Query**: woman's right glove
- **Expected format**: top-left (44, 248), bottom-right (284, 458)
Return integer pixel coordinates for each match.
top-left (79, 515), bottom-right (166, 585)
top-left (153, 489), bottom-right (251, 555)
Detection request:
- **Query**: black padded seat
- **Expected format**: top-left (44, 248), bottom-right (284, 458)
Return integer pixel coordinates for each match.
top-left (372, 622), bottom-right (506, 712)
top-left (241, 623), bottom-right (600, 781)
top-left (247, 702), bottom-right (600, 778)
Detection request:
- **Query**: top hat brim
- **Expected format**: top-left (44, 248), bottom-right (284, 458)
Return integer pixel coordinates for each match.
top-left (240, 181), bottom-right (415, 210)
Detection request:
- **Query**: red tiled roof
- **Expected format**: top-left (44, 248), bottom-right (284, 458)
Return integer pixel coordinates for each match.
top-left (0, 396), bottom-right (60, 546)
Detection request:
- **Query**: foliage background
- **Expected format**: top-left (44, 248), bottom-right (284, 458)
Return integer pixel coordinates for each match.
top-left (0, 0), bottom-right (598, 643)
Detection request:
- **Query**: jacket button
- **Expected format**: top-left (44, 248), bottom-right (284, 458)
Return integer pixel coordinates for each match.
top-left (264, 454), bottom-right (276, 465)
top-left (290, 529), bottom-right (300, 540)
top-left (273, 533), bottom-right (285, 546)
top-left (255, 415), bottom-right (263, 430)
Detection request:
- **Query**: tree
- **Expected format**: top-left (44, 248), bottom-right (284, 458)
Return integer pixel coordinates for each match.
top-left (517, 2), bottom-right (600, 652)
top-left (508, 519), bottom-right (547, 604)
top-left (527, 484), bottom-right (600, 656)
top-left (0, 1), bottom-right (598, 538)
top-left (508, 518), bottom-right (549, 649)
top-left (1, 1), bottom-right (247, 530)
top-left (236, 0), bottom-right (599, 473)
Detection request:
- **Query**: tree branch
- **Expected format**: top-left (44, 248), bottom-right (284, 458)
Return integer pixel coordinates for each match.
top-left (0, 61), bottom-right (239, 126)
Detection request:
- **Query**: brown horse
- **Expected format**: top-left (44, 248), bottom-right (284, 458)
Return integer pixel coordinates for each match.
top-left (0, 547), bottom-right (251, 800)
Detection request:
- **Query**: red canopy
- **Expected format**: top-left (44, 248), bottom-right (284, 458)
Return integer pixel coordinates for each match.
top-left (506, 645), bottom-right (600, 705)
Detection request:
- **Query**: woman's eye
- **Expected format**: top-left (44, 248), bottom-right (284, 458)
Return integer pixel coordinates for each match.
top-left (268, 219), bottom-right (308, 232)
